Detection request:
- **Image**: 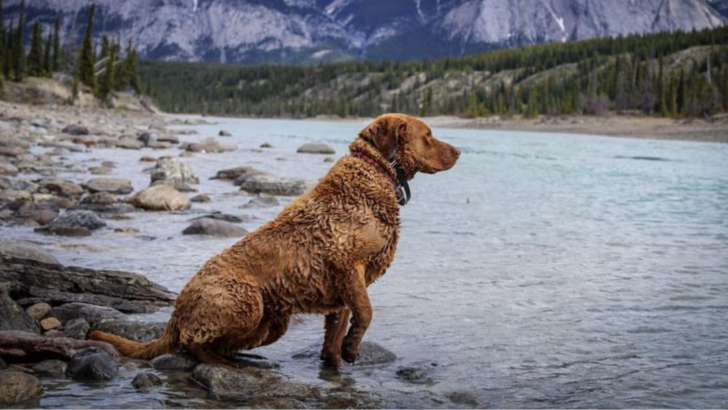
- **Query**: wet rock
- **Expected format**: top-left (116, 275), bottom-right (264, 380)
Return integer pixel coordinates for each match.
top-left (190, 194), bottom-right (210, 203)
top-left (128, 184), bottom-right (190, 212)
top-left (26, 303), bottom-right (52, 321)
top-left (40, 317), bottom-right (62, 331)
top-left (292, 341), bottom-right (396, 366)
top-left (182, 218), bottom-right (247, 237)
top-left (85, 178), bottom-right (133, 195)
top-left (63, 318), bottom-right (90, 340)
top-left (62, 124), bottom-right (89, 135)
top-left (38, 210), bottom-right (107, 237)
top-left (0, 290), bottom-right (40, 333)
top-left (132, 372), bottom-right (162, 390)
top-left (75, 193), bottom-right (136, 215)
top-left (32, 359), bottom-right (68, 377)
top-left (157, 135), bottom-right (179, 144)
top-left (238, 173), bottom-right (309, 196)
top-left (0, 240), bottom-right (59, 264)
top-left (137, 132), bottom-right (156, 146)
top-left (0, 145), bottom-right (27, 157)
top-left (29, 208), bottom-right (59, 226)
top-left (323, 157), bottom-right (334, 163)
top-left (39, 177), bottom-right (84, 197)
top-left (50, 303), bottom-right (125, 326)
top-left (88, 166), bottom-right (113, 175)
top-left (260, 143), bottom-right (272, 148)
top-left (116, 137), bottom-right (144, 150)
top-left (297, 143), bottom-right (335, 155)
top-left (218, 130), bottom-right (232, 137)
top-left (150, 157), bottom-right (199, 189)
top-left (396, 365), bottom-right (435, 384)
top-left (0, 161), bottom-right (18, 176)
top-left (151, 353), bottom-right (198, 371)
top-left (73, 135), bottom-right (97, 147)
top-left (447, 391), bottom-right (480, 407)
top-left (192, 212), bottom-right (242, 223)
top-left (191, 364), bottom-right (314, 402)
top-left (0, 372), bottom-right (43, 406)
top-left (93, 320), bottom-right (166, 343)
top-left (139, 156), bottom-right (157, 162)
top-left (185, 138), bottom-right (235, 153)
top-left (240, 194), bottom-right (280, 209)
top-left (67, 348), bottom-right (119, 381)
top-left (213, 166), bottom-right (260, 181)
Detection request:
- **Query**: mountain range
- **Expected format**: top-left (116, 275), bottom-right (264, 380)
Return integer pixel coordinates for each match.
top-left (3, 0), bottom-right (727, 64)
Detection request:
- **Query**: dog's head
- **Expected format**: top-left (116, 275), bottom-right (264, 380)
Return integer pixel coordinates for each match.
top-left (359, 114), bottom-right (460, 180)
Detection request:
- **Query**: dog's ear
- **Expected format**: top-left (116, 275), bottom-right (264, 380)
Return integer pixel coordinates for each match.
top-left (359, 117), bottom-right (402, 160)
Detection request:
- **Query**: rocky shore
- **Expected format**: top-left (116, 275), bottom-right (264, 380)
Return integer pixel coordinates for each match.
top-left (0, 100), bottom-right (404, 408)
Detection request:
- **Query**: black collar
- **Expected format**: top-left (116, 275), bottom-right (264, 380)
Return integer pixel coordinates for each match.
top-left (391, 160), bottom-right (411, 206)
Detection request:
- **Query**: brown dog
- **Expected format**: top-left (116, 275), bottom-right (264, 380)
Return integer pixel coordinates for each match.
top-left (90, 113), bottom-right (459, 367)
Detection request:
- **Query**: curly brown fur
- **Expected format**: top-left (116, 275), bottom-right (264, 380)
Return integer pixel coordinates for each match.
top-left (90, 114), bottom-right (459, 367)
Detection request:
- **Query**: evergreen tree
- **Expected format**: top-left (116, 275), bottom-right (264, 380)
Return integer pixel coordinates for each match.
top-left (43, 33), bottom-right (52, 76)
top-left (76, 3), bottom-right (97, 89)
top-left (52, 15), bottom-right (61, 72)
top-left (27, 20), bottom-right (43, 77)
top-left (124, 39), bottom-right (141, 93)
top-left (12, 0), bottom-right (25, 82)
top-left (0, 0), bottom-right (6, 78)
top-left (97, 43), bottom-right (115, 99)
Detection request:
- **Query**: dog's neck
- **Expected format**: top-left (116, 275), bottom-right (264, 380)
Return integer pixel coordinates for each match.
top-left (349, 138), bottom-right (411, 206)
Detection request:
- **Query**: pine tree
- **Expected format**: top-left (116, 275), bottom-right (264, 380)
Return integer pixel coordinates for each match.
top-left (43, 33), bottom-right (52, 76)
top-left (27, 20), bottom-right (43, 77)
top-left (0, 0), bottom-right (6, 78)
top-left (52, 15), bottom-right (61, 72)
top-left (97, 43), bottom-right (115, 99)
top-left (124, 40), bottom-right (141, 93)
top-left (12, 0), bottom-right (25, 82)
top-left (77, 3), bottom-right (97, 89)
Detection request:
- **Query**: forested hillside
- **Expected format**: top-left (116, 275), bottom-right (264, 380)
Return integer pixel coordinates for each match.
top-left (141, 27), bottom-right (728, 119)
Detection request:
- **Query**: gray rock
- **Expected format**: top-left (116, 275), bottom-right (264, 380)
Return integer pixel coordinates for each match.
top-left (396, 365), bottom-right (435, 384)
top-left (0, 161), bottom-right (18, 176)
top-left (150, 157), bottom-right (199, 188)
top-left (137, 132), bottom-right (156, 146)
top-left (0, 240), bottom-right (59, 264)
top-left (39, 177), bottom-right (84, 197)
top-left (63, 318), bottom-right (90, 340)
top-left (214, 166), bottom-right (260, 181)
top-left (132, 372), bottom-right (163, 390)
top-left (191, 364), bottom-right (314, 402)
top-left (185, 138), bottom-right (235, 153)
top-left (50, 303), bottom-right (125, 326)
top-left (297, 143), bottom-right (335, 155)
top-left (238, 173), bottom-right (309, 196)
top-left (157, 135), bottom-right (179, 144)
top-left (0, 146), bottom-right (27, 157)
top-left (182, 218), bottom-right (248, 237)
top-left (151, 353), bottom-right (199, 371)
top-left (0, 372), bottom-right (43, 406)
top-left (190, 194), bottom-right (211, 203)
top-left (85, 178), bottom-right (134, 195)
top-left (62, 124), bottom-right (89, 135)
top-left (38, 210), bottom-right (107, 237)
top-left (93, 320), bottom-right (166, 343)
top-left (33, 359), bottom-right (68, 377)
top-left (67, 348), bottom-right (119, 381)
top-left (116, 137), bottom-right (144, 150)
top-left (0, 290), bottom-right (39, 334)
top-left (240, 194), bottom-right (280, 208)
top-left (192, 212), bottom-right (242, 223)
top-left (128, 184), bottom-right (191, 211)
top-left (26, 302), bottom-right (52, 321)
top-left (218, 130), bottom-right (232, 136)
top-left (292, 341), bottom-right (396, 366)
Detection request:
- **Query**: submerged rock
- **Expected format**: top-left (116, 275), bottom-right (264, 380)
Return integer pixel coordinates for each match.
top-left (132, 372), bottom-right (163, 390)
top-left (240, 194), bottom-right (280, 209)
top-left (61, 124), bottom-right (89, 136)
top-left (128, 184), bottom-right (190, 211)
top-left (192, 212), bottom-right (243, 223)
top-left (182, 218), bottom-right (247, 237)
top-left (67, 348), bottom-right (119, 381)
top-left (292, 341), bottom-right (396, 366)
top-left (32, 359), bottom-right (68, 377)
top-left (0, 372), bottom-right (43, 406)
top-left (190, 194), bottom-right (210, 203)
top-left (297, 143), bottom-right (335, 155)
top-left (151, 353), bottom-right (198, 371)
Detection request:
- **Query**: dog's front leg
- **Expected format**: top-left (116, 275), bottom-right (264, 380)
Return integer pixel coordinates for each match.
top-left (341, 262), bottom-right (372, 364)
top-left (320, 308), bottom-right (350, 367)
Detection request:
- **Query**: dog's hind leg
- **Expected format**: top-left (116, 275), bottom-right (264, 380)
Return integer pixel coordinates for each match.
top-left (320, 308), bottom-right (350, 367)
top-left (187, 343), bottom-right (230, 365)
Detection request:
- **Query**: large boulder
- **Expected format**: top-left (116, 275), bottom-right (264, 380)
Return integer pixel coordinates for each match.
top-left (238, 173), bottom-right (310, 196)
top-left (128, 185), bottom-right (190, 211)
top-left (67, 348), bottom-right (119, 381)
top-left (297, 143), bottom-right (335, 155)
top-left (37, 210), bottom-right (107, 237)
top-left (150, 157), bottom-right (199, 189)
top-left (182, 218), bottom-right (247, 238)
top-left (0, 241), bottom-right (59, 265)
top-left (0, 372), bottom-right (43, 406)
top-left (0, 290), bottom-right (39, 334)
top-left (85, 178), bottom-right (134, 195)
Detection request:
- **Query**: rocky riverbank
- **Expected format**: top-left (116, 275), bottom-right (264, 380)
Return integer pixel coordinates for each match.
top-left (0, 100), bottom-right (402, 408)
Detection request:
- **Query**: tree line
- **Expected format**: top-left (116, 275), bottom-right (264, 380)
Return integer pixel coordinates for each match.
top-left (140, 26), bottom-right (728, 119)
top-left (0, 1), bottom-right (142, 101)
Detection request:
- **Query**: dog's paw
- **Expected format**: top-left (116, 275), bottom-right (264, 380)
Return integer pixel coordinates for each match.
top-left (320, 349), bottom-right (342, 368)
top-left (341, 337), bottom-right (359, 364)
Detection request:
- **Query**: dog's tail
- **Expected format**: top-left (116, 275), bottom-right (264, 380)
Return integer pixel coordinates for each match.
top-left (89, 316), bottom-right (178, 360)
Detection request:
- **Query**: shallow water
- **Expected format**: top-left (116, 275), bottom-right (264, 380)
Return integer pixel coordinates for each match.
top-left (4, 117), bottom-right (728, 408)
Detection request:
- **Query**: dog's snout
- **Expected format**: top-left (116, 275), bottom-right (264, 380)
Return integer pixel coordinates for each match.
top-left (455, 147), bottom-right (461, 157)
